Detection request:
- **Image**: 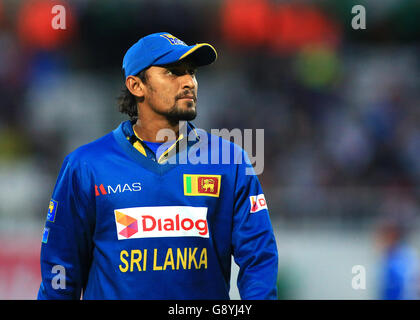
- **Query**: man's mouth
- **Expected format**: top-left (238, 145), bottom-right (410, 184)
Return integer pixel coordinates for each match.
top-left (177, 93), bottom-right (196, 102)
top-left (178, 96), bottom-right (195, 101)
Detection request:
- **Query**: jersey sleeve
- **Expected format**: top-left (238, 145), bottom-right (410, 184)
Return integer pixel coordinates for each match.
top-left (231, 150), bottom-right (278, 300)
top-left (37, 156), bottom-right (95, 300)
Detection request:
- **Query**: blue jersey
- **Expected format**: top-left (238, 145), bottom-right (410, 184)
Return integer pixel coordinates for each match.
top-left (37, 120), bottom-right (278, 300)
top-left (380, 244), bottom-right (420, 300)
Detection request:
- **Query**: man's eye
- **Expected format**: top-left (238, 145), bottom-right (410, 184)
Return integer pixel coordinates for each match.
top-left (165, 68), bottom-right (196, 76)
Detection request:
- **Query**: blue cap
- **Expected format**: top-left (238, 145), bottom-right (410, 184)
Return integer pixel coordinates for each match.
top-left (122, 32), bottom-right (217, 77)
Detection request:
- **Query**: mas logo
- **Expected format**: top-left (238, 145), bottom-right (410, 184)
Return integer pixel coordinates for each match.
top-left (183, 174), bottom-right (221, 197)
top-left (95, 182), bottom-right (141, 197)
top-left (114, 206), bottom-right (209, 240)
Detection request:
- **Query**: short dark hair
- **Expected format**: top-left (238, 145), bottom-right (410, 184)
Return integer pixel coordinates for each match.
top-left (117, 69), bottom-right (147, 120)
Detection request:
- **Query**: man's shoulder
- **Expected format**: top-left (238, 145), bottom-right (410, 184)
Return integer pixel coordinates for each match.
top-left (64, 131), bottom-right (116, 167)
top-left (198, 129), bottom-right (245, 153)
top-left (201, 129), bottom-right (249, 162)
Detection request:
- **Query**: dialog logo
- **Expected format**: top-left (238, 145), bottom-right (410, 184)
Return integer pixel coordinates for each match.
top-left (114, 206), bottom-right (209, 240)
top-left (115, 211), bottom-right (138, 238)
top-left (249, 194), bottom-right (268, 213)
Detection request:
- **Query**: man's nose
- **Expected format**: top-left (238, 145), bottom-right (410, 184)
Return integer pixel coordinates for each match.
top-left (181, 74), bottom-right (196, 90)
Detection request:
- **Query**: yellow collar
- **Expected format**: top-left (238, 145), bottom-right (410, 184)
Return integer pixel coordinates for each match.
top-left (131, 124), bottom-right (193, 164)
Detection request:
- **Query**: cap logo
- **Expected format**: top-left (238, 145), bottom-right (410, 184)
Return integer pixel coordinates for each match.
top-left (160, 34), bottom-right (186, 46)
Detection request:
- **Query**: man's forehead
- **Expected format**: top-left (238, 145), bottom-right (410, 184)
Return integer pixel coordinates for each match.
top-left (158, 58), bottom-right (197, 69)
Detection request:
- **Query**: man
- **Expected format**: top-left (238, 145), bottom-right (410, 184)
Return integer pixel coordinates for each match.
top-left (376, 220), bottom-right (420, 299)
top-left (38, 32), bottom-right (278, 300)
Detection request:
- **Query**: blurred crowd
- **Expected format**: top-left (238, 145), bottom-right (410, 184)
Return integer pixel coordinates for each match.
top-left (0, 0), bottom-right (419, 228)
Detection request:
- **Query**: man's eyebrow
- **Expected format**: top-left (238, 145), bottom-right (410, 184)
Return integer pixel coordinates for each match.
top-left (163, 59), bottom-right (197, 68)
top-left (170, 63), bottom-right (195, 69)
top-left (162, 64), bottom-right (197, 73)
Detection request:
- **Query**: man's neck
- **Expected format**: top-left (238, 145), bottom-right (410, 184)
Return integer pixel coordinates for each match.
top-left (133, 118), bottom-right (185, 143)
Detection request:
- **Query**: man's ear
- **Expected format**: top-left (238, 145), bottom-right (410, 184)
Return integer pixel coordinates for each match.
top-left (125, 75), bottom-right (145, 99)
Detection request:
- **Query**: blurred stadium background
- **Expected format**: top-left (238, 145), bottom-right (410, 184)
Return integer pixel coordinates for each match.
top-left (0, 0), bottom-right (419, 299)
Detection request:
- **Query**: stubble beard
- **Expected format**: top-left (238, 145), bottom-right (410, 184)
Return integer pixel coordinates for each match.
top-left (145, 81), bottom-right (198, 126)
top-left (166, 100), bottom-right (197, 124)
top-left (151, 96), bottom-right (197, 127)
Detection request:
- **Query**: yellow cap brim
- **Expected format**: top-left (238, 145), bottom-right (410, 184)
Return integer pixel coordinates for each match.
top-left (178, 43), bottom-right (218, 66)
